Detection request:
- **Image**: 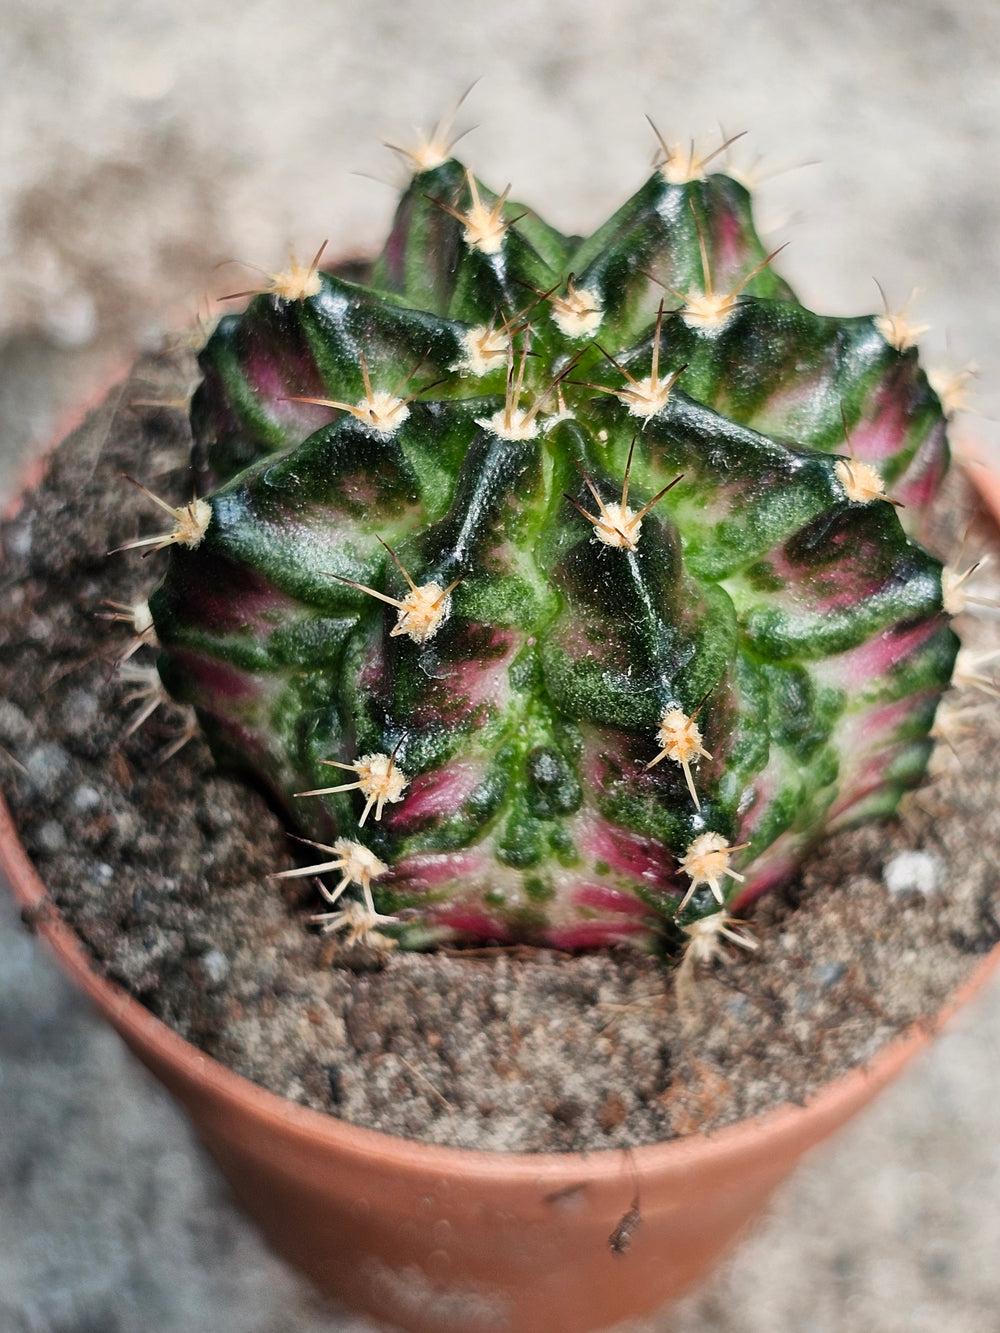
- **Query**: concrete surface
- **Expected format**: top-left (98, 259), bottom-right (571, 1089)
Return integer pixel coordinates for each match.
top-left (3, 2), bottom-right (1000, 1329)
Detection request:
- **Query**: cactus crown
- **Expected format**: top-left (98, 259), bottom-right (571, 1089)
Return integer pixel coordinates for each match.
top-left (132, 129), bottom-right (960, 961)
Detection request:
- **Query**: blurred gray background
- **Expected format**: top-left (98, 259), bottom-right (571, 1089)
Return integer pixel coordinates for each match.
top-left (2, 2), bottom-right (1000, 1330)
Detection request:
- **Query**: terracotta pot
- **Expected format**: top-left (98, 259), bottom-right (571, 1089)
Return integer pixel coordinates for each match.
top-left (962, 440), bottom-right (1000, 531)
top-left (3, 795), bottom-right (998, 1333)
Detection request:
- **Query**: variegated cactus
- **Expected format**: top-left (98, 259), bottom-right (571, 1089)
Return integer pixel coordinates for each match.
top-left (122, 128), bottom-right (962, 963)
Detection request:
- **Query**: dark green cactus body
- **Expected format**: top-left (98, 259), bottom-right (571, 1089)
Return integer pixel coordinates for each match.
top-left (149, 152), bottom-right (958, 954)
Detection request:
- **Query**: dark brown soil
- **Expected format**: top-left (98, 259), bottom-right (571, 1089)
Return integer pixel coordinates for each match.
top-left (2, 348), bottom-right (999, 1154)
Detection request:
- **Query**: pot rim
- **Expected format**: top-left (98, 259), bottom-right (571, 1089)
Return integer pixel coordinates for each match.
top-left (961, 439), bottom-right (1000, 531)
top-left (4, 787), bottom-right (998, 1186)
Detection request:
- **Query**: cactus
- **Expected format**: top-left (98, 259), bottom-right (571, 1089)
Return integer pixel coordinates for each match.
top-left (127, 129), bottom-right (960, 962)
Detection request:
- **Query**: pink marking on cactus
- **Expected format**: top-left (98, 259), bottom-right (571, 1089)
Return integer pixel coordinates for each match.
top-left (713, 207), bottom-right (746, 273)
top-left (190, 580), bottom-right (293, 635)
top-left (582, 728), bottom-right (638, 789)
top-left (848, 695), bottom-right (922, 742)
top-left (246, 356), bottom-right (330, 429)
top-left (385, 761), bottom-right (484, 831)
top-left (576, 813), bottom-right (677, 892)
top-left (551, 616), bottom-right (604, 663)
top-left (200, 366), bottom-right (241, 437)
top-left (833, 694), bottom-right (936, 803)
top-left (730, 854), bottom-right (799, 911)
top-left (734, 771), bottom-right (779, 845)
top-left (405, 628), bottom-right (518, 728)
top-left (897, 462), bottom-right (943, 513)
top-left (359, 638), bottom-right (385, 692)
top-left (849, 390), bottom-right (911, 463)
top-left (168, 647), bottom-right (264, 702)
top-left (382, 225), bottom-right (407, 290)
top-left (895, 422), bottom-right (948, 512)
top-left (246, 357), bottom-right (313, 407)
top-left (388, 849), bottom-right (486, 891)
top-left (339, 475), bottom-right (386, 508)
top-left (814, 581), bottom-right (887, 613)
top-left (430, 905), bottom-right (513, 942)
top-left (816, 618), bottom-right (940, 691)
top-left (157, 652), bottom-right (299, 823)
top-left (437, 630), bottom-right (517, 709)
top-left (829, 752), bottom-right (896, 820)
top-left (572, 883), bottom-right (656, 917)
top-left (245, 356), bottom-right (286, 402)
top-left (757, 544), bottom-right (887, 612)
top-left (544, 919), bottom-right (652, 950)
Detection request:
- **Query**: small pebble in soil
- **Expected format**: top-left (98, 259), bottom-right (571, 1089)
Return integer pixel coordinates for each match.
top-left (23, 742), bottom-right (71, 796)
top-left (0, 700), bottom-right (33, 748)
top-left (199, 948), bottom-right (231, 986)
top-left (69, 784), bottom-right (102, 813)
top-left (883, 850), bottom-right (944, 897)
top-left (814, 961), bottom-right (847, 988)
top-left (59, 691), bottom-right (101, 740)
top-left (35, 819), bottom-right (67, 854)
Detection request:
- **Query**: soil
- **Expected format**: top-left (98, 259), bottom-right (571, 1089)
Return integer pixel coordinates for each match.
top-left (2, 347), bottom-right (999, 1154)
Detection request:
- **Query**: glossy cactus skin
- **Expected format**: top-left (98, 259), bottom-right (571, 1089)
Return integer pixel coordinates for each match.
top-left (146, 148), bottom-right (958, 955)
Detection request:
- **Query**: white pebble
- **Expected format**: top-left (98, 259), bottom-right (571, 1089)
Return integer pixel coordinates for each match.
top-left (0, 699), bottom-right (33, 748)
top-left (883, 850), bottom-right (943, 897)
top-left (200, 949), bottom-right (230, 985)
top-left (36, 820), bottom-right (66, 854)
top-left (70, 784), bottom-right (102, 812)
top-left (24, 743), bottom-right (71, 796)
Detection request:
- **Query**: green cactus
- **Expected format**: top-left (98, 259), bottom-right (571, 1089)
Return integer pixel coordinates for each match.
top-left (125, 130), bottom-right (960, 961)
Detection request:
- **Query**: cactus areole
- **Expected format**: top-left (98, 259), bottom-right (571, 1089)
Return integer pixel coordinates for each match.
top-left (145, 146), bottom-right (958, 960)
